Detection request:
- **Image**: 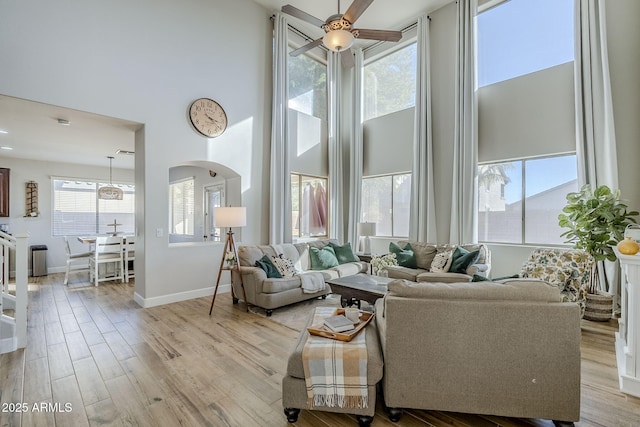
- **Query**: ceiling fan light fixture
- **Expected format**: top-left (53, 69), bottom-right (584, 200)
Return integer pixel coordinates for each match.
top-left (323, 29), bottom-right (354, 52)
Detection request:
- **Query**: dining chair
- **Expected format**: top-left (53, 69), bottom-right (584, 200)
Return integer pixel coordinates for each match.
top-left (63, 236), bottom-right (92, 286)
top-left (123, 236), bottom-right (135, 283)
top-left (89, 236), bottom-right (124, 286)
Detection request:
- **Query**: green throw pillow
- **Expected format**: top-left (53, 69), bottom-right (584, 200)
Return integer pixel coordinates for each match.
top-left (449, 246), bottom-right (480, 274)
top-left (389, 242), bottom-right (417, 268)
top-left (255, 255), bottom-right (282, 278)
top-left (309, 246), bottom-right (339, 270)
top-left (329, 242), bottom-right (359, 264)
top-left (472, 274), bottom-right (491, 282)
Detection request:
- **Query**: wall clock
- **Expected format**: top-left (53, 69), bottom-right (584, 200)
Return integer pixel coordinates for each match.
top-left (189, 98), bottom-right (228, 137)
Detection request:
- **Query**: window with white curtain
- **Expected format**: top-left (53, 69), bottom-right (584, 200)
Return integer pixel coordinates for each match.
top-left (291, 173), bottom-right (328, 238)
top-left (478, 154), bottom-right (578, 245)
top-left (169, 177), bottom-right (195, 236)
top-left (477, 0), bottom-right (574, 87)
top-left (52, 178), bottom-right (135, 236)
top-left (363, 43), bottom-right (417, 120)
top-left (361, 173), bottom-right (411, 237)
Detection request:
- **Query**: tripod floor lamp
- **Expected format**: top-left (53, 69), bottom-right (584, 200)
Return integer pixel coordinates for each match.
top-left (209, 206), bottom-right (248, 315)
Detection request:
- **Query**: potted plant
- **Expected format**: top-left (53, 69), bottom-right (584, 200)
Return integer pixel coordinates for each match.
top-left (558, 184), bottom-right (638, 320)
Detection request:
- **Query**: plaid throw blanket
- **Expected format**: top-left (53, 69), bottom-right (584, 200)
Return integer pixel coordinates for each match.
top-left (302, 307), bottom-right (368, 409)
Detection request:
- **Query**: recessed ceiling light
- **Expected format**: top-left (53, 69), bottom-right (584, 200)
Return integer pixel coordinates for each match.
top-left (57, 119), bottom-right (70, 125)
top-left (0, 130), bottom-right (8, 134)
top-left (0, 146), bottom-right (13, 150)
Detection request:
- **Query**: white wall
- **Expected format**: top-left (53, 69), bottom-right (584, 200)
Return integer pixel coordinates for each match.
top-left (0, 157), bottom-right (134, 273)
top-left (0, 0), bottom-right (272, 306)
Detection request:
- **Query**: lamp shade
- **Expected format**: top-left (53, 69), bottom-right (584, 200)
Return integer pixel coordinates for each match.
top-left (358, 222), bottom-right (377, 237)
top-left (323, 29), bottom-right (354, 52)
top-left (214, 207), bottom-right (247, 228)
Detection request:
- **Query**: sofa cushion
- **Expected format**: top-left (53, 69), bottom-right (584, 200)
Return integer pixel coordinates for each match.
top-left (387, 266), bottom-right (426, 281)
top-left (262, 277), bottom-right (303, 293)
top-left (329, 242), bottom-right (359, 264)
top-left (388, 278), bottom-right (561, 302)
top-left (449, 246), bottom-right (480, 274)
top-left (331, 261), bottom-right (367, 277)
top-left (271, 255), bottom-right (297, 278)
top-left (430, 249), bottom-right (454, 272)
top-left (389, 242), bottom-right (417, 268)
top-left (239, 245), bottom-right (278, 267)
top-left (416, 271), bottom-right (473, 283)
top-left (254, 255), bottom-right (282, 278)
top-left (460, 243), bottom-right (488, 265)
top-left (309, 246), bottom-right (339, 269)
top-left (397, 241), bottom-right (437, 270)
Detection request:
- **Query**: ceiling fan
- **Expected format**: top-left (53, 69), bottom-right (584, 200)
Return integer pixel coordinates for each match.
top-left (281, 0), bottom-right (403, 67)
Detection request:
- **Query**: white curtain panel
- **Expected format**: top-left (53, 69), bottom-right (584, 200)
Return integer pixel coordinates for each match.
top-left (450, 0), bottom-right (478, 244)
top-left (409, 15), bottom-right (438, 243)
top-left (574, 0), bottom-right (618, 189)
top-left (348, 49), bottom-right (365, 250)
top-left (269, 13), bottom-right (292, 244)
top-left (574, 0), bottom-right (619, 298)
top-left (328, 51), bottom-right (344, 242)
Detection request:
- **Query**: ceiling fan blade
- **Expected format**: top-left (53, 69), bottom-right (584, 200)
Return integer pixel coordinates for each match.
top-left (281, 4), bottom-right (325, 28)
top-left (343, 0), bottom-right (374, 24)
top-left (352, 28), bottom-right (403, 42)
top-left (290, 38), bottom-right (323, 57)
top-left (341, 49), bottom-right (355, 68)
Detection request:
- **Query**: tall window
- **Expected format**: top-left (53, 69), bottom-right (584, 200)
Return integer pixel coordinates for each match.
top-left (364, 43), bottom-right (417, 120)
top-left (291, 173), bottom-right (328, 238)
top-left (361, 173), bottom-right (411, 237)
top-left (477, 0), bottom-right (574, 87)
top-left (288, 48), bottom-right (327, 121)
top-left (478, 154), bottom-right (578, 245)
top-left (52, 178), bottom-right (135, 236)
top-left (169, 177), bottom-right (195, 236)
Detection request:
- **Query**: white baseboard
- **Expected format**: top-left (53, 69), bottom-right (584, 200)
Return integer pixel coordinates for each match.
top-left (133, 284), bottom-right (231, 308)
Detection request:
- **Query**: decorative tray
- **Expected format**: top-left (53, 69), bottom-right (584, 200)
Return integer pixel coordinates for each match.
top-left (307, 308), bottom-right (375, 342)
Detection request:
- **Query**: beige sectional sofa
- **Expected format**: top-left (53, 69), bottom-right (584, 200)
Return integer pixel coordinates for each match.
top-left (375, 279), bottom-right (581, 423)
top-left (385, 241), bottom-right (491, 283)
top-left (236, 239), bottom-right (368, 315)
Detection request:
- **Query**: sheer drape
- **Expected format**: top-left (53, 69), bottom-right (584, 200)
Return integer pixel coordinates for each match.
top-left (409, 15), bottom-right (437, 243)
top-left (450, 0), bottom-right (478, 244)
top-left (574, 0), bottom-right (619, 298)
top-left (269, 13), bottom-right (292, 244)
top-left (328, 51), bottom-right (344, 242)
top-left (348, 49), bottom-right (364, 250)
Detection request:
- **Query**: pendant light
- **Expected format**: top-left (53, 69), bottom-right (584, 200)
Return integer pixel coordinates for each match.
top-left (98, 156), bottom-right (123, 200)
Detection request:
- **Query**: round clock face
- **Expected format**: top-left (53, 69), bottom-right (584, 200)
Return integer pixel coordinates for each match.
top-left (189, 98), bottom-right (228, 137)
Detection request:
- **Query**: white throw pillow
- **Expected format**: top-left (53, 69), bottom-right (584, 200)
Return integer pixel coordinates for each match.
top-left (271, 256), bottom-right (297, 278)
top-left (430, 249), bottom-right (454, 273)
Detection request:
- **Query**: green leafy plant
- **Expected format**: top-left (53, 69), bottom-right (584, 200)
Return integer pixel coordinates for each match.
top-left (558, 184), bottom-right (638, 292)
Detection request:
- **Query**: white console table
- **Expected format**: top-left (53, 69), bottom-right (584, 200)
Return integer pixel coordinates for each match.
top-left (614, 248), bottom-right (640, 397)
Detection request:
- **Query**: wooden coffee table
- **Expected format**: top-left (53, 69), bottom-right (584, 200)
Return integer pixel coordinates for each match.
top-left (326, 273), bottom-right (393, 308)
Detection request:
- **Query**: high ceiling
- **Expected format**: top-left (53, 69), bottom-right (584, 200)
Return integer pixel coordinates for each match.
top-left (0, 95), bottom-right (140, 169)
top-left (252, 0), bottom-right (452, 36)
top-left (0, 0), bottom-right (452, 170)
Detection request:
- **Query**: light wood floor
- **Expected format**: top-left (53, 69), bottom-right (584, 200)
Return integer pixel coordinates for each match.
top-left (1, 273), bottom-right (639, 426)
